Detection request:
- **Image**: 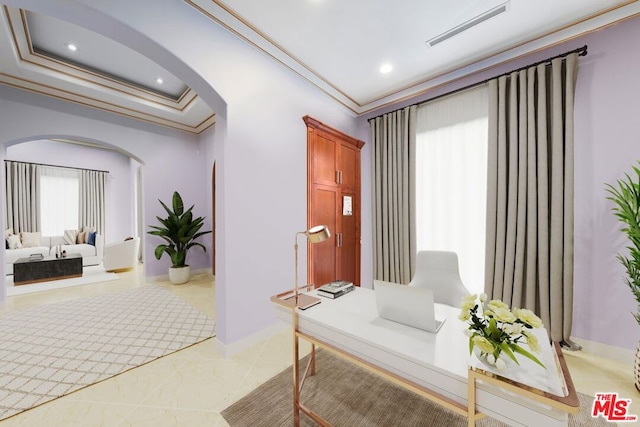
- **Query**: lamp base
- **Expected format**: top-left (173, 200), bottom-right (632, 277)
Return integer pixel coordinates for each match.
top-left (283, 293), bottom-right (321, 310)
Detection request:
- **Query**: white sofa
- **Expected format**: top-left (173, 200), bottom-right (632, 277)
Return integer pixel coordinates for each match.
top-left (5, 234), bottom-right (104, 275)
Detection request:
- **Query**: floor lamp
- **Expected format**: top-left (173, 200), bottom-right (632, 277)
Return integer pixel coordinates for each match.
top-left (292, 225), bottom-right (331, 309)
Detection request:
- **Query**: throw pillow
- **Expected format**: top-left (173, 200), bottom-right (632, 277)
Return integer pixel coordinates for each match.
top-left (5, 227), bottom-right (13, 238)
top-left (87, 231), bottom-right (97, 246)
top-left (77, 231), bottom-right (88, 244)
top-left (63, 229), bottom-right (78, 245)
top-left (20, 231), bottom-right (41, 248)
top-left (7, 234), bottom-right (22, 249)
top-left (83, 226), bottom-right (96, 234)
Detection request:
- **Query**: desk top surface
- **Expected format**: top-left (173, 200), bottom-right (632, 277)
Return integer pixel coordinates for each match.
top-left (290, 287), bottom-right (566, 397)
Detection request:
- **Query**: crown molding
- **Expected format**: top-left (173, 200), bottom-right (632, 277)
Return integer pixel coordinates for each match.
top-left (0, 6), bottom-right (215, 134)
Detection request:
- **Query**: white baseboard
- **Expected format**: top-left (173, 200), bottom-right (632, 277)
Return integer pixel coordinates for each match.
top-left (572, 337), bottom-right (635, 366)
top-left (214, 321), bottom-right (288, 358)
top-left (146, 267), bottom-right (211, 283)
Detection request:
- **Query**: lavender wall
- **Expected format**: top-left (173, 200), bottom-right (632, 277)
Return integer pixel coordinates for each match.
top-left (357, 16), bottom-right (640, 351)
top-left (572, 16), bottom-right (640, 350)
top-left (6, 140), bottom-right (136, 243)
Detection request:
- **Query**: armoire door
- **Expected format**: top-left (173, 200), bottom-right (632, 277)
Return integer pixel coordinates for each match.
top-left (304, 115), bottom-right (364, 287)
top-left (312, 132), bottom-right (339, 188)
top-left (310, 185), bottom-right (339, 287)
top-left (337, 188), bottom-right (358, 285)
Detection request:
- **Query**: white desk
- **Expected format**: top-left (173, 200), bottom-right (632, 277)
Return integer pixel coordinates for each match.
top-left (272, 287), bottom-right (579, 427)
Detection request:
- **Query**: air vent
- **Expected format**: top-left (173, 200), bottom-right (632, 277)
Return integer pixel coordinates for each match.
top-left (427, 1), bottom-right (510, 47)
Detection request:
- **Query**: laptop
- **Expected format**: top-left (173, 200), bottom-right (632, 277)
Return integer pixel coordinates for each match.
top-left (374, 280), bottom-right (446, 333)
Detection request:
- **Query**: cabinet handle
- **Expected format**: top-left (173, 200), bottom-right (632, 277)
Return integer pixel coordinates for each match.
top-left (336, 170), bottom-right (343, 185)
top-left (337, 233), bottom-right (343, 248)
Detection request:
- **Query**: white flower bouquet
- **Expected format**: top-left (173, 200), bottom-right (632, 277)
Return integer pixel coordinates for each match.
top-left (460, 293), bottom-right (546, 371)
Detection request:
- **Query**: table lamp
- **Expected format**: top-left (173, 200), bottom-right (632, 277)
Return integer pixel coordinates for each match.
top-left (292, 225), bottom-right (331, 309)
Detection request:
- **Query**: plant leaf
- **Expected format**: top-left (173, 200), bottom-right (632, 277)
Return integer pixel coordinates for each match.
top-left (512, 343), bottom-right (546, 368)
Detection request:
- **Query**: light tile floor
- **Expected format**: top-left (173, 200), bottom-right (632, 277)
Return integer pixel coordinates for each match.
top-left (0, 267), bottom-right (637, 426)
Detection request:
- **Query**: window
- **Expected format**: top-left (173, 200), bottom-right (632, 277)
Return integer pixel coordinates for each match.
top-left (415, 86), bottom-right (488, 294)
top-left (39, 166), bottom-right (79, 236)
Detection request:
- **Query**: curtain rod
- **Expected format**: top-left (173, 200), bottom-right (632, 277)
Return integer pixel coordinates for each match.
top-left (4, 160), bottom-right (109, 174)
top-left (368, 45), bottom-right (588, 123)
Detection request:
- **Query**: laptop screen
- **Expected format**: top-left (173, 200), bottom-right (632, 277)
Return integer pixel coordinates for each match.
top-left (374, 280), bottom-right (445, 333)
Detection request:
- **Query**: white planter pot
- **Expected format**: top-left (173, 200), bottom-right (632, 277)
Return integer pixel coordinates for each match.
top-left (169, 266), bottom-right (190, 285)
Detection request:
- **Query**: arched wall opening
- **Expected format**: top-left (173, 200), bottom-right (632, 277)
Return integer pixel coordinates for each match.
top-left (0, 134), bottom-right (146, 299)
top-left (0, 0), bottom-right (228, 305)
top-left (0, 80), bottom-right (220, 300)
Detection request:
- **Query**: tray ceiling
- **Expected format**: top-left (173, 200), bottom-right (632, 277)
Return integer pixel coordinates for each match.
top-left (0, 6), bottom-right (215, 134)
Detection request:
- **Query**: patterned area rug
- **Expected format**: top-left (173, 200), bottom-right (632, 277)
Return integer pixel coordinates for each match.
top-left (222, 350), bottom-right (609, 426)
top-left (0, 286), bottom-right (216, 421)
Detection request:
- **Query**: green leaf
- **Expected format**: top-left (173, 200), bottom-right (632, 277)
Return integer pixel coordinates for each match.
top-left (172, 191), bottom-right (184, 216)
top-left (488, 318), bottom-right (501, 341)
top-left (512, 344), bottom-right (546, 368)
top-left (186, 242), bottom-right (207, 253)
top-left (500, 342), bottom-right (520, 365)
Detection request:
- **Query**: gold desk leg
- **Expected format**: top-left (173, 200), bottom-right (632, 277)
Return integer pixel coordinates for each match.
top-left (467, 369), bottom-right (476, 427)
top-left (293, 309), bottom-right (300, 427)
top-left (310, 343), bottom-right (316, 376)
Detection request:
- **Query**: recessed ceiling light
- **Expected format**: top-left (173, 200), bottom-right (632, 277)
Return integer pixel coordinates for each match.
top-left (379, 64), bottom-right (393, 74)
top-left (65, 43), bottom-right (78, 52)
top-left (156, 77), bottom-right (164, 84)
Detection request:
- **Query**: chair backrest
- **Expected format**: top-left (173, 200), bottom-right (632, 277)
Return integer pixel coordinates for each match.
top-left (408, 250), bottom-right (470, 307)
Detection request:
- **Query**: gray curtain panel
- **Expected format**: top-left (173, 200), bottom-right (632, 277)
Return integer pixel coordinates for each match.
top-left (5, 161), bottom-right (40, 233)
top-left (484, 53), bottom-right (579, 344)
top-left (79, 169), bottom-right (107, 236)
top-left (370, 105), bottom-right (417, 284)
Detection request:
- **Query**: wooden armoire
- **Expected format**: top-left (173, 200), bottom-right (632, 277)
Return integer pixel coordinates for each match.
top-left (304, 116), bottom-right (364, 287)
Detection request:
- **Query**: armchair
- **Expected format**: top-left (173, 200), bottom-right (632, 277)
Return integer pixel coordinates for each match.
top-left (103, 237), bottom-right (140, 272)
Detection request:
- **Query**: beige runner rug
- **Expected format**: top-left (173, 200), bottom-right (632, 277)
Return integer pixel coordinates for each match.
top-left (0, 286), bottom-right (215, 421)
top-left (222, 350), bottom-right (608, 426)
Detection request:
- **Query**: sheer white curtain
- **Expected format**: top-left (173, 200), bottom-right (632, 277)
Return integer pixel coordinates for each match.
top-left (415, 86), bottom-right (489, 294)
top-left (39, 166), bottom-right (79, 236)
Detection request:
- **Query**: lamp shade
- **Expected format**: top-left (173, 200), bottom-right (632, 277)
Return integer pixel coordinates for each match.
top-left (306, 225), bottom-right (330, 243)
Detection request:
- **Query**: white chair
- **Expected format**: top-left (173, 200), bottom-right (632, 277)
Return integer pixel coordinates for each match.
top-left (408, 250), bottom-right (470, 307)
top-left (103, 237), bottom-right (140, 272)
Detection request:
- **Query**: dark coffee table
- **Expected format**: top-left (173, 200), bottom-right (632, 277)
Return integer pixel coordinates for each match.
top-left (13, 253), bottom-right (83, 286)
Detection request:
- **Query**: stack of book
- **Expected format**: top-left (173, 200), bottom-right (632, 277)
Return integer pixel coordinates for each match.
top-left (317, 280), bottom-right (355, 299)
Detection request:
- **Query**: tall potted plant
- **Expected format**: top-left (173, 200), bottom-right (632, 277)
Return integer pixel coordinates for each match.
top-left (606, 162), bottom-right (640, 392)
top-left (148, 191), bottom-right (212, 284)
